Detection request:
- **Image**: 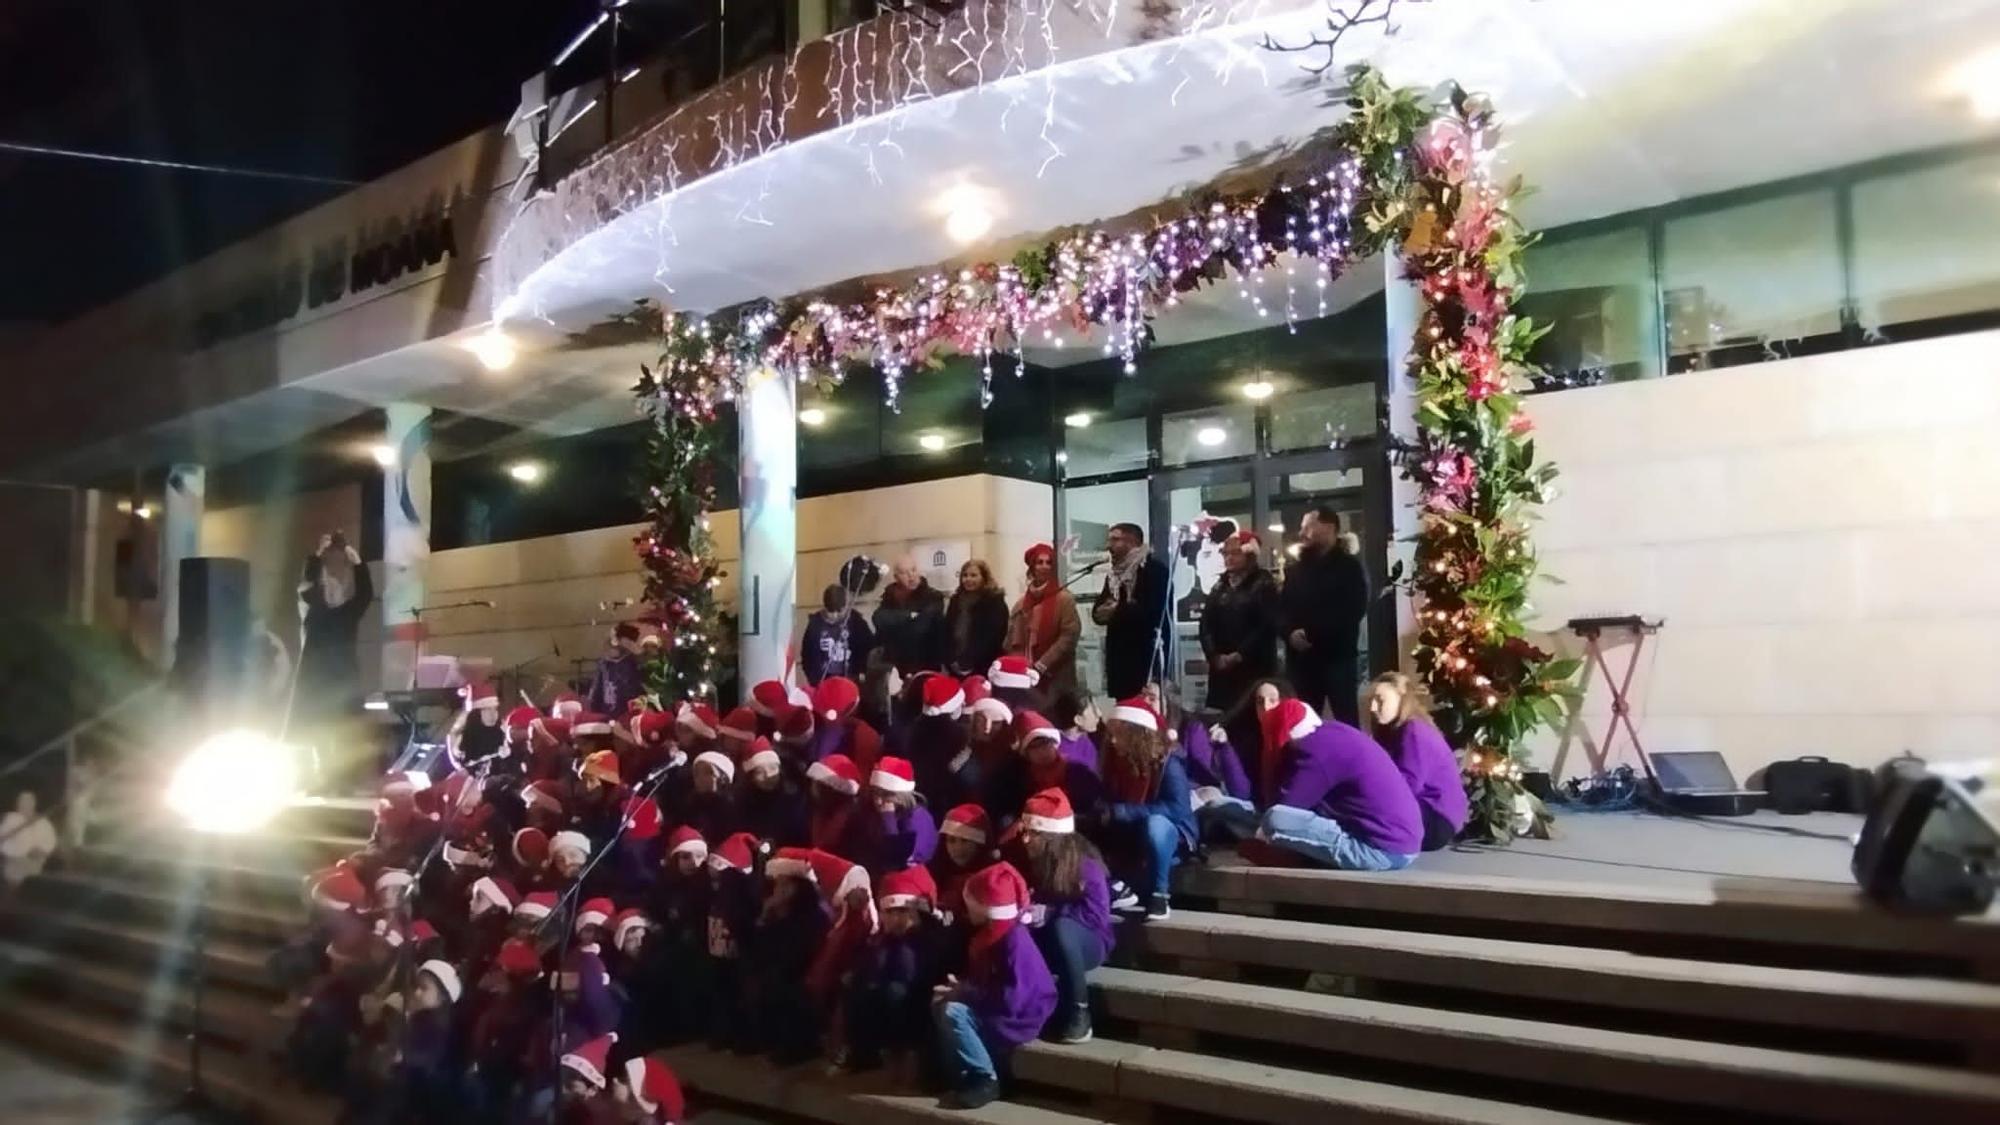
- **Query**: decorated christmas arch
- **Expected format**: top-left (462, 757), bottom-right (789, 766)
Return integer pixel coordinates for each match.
top-left (627, 62), bottom-right (1577, 842)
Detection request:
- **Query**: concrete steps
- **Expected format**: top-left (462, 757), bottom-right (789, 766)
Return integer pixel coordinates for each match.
top-left (3, 905), bottom-right (276, 993)
top-left (1138, 909), bottom-right (2000, 1052)
top-left (1083, 965), bottom-right (2000, 1124)
top-left (25, 867), bottom-right (302, 944)
top-left (657, 1045), bottom-right (1117, 1124)
top-left (0, 937), bottom-right (287, 1053)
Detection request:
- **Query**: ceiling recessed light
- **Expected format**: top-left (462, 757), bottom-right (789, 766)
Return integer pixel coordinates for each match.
top-left (1267, 520), bottom-right (1284, 533)
top-left (799, 407), bottom-right (828, 427)
top-left (919, 432), bottom-right (948, 452)
top-left (1196, 426), bottom-right (1227, 447)
top-left (1241, 379), bottom-right (1275, 401)
top-left (508, 461), bottom-right (544, 484)
top-left (1942, 43), bottom-right (2000, 119)
top-left (368, 443), bottom-right (397, 468)
top-left (462, 329), bottom-right (517, 372)
top-left (936, 182), bottom-right (999, 246)
top-left (1063, 412), bottom-right (1093, 428)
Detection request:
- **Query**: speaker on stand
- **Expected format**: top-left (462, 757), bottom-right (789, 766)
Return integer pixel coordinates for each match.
top-left (172, 556), bottom-right (252, 708)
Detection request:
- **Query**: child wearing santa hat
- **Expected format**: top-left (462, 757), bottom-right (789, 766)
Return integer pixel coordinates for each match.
top-left (674, 746), bottom-right (739, 845)
top-left (805, 676), bottom-right (878, 769)
top-left (1211, 698), bottom-right (1423, 871)
top-left (612, 1054), bottom-right (685, 1124)
top-left (447, 681), bottom-right (506, 772)
top-left (702, 832), bottom-right (762, 1051)
top-left (1098, 697), bottom-right (1196, 920)
top-left (644, 827), bottom-right (713, 1040)
top-left (463, 938), bottom-right (544, 1119)
top-left (902, 675), bottom-right (975, 810)
top-left (837, 865), bottom-right (948, 1078)
top-left (929, 804), bottom-right (993, 934)
top-left (738, 736), bottom-right (810, 847)
top-left (551, 1031), bottom-right (617, 1117)
top-left (805, 754), bottom-right (868, 859)
top-left (866, 756), bottom-right (938, 874)
top-left (1014, 788), bottom-right (1113, 1044)
top-left (751, 847), bottom-right (833, 1063)
top-left (930, 861), bottom-right (1058, 1109)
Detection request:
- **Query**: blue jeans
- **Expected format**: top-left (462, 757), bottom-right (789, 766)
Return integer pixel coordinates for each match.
top-left (1033, 916), bottom-right (1106, 1020)
top-left (933, 1000), bottom-right (998, 1084)
top-left (1203, 796), bottom-right (1259, 839)
top-left (1141, 813), bottom-right (1182, 896)
top-left (1261, 804), bottom-right (1415, 871)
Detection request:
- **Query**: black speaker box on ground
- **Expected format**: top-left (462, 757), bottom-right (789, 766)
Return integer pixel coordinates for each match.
top-left (175, 556), bottom-right (251, 701)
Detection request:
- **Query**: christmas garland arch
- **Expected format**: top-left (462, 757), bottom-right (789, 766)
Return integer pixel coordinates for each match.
top-left (630, 64), bottom-right (1577, 840)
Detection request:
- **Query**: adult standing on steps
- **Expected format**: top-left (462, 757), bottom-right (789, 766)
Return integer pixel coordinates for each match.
top-left (1005, 543), bottom-right (1081, 708)
top-left (873, 555), bottom-right (947, 679)
top-left (1281, 505), bottom-right (1369, 726)
top-left (297, 530), bottom-right (374, 789)
top-left (1091, 523), bottom-right (1169, 700)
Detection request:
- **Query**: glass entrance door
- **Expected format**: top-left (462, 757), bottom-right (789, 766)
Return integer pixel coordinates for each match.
top-left (1152, 463), bottom-right (1257, 712)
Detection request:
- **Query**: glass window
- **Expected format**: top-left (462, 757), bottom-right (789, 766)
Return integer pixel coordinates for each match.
top-left (1267, 383), bottom-right (1377, 452)
top-left (1267, 465), bottom-right (1374, 673)
top-left (1852, 153), bottom-right (2000, 337)
top-left (1161, 403), bottom-right (1254, 465)
top-left (1662, 189), bottom-right (1844, 372)
top-left (1061, 414), bottom-right (1148, 477)
top-left (1517, 227), bottom-right (1661, 382)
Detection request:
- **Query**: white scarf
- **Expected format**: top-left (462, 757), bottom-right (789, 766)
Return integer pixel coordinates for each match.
top-left (1107, 549), bottom-right (1144, 603)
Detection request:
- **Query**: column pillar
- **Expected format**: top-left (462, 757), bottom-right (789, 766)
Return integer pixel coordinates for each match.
top-left (382, 405), bottom-right (433, 691)
top-left (157, 464), bottom-right (205, 669)
top-left (1383, 256), bottom-right (1424, 669)
top-left (738, 366), bottom-right (797, 686)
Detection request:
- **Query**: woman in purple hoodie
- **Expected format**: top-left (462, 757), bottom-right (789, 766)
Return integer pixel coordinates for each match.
top-left (930, 862), bottom-right (1058, 1109)
top-left (866, 756), bottom-right (939, 874)
top-left (1017, 788), bottom-right (1112, 1046)
top-left (1367, 674), bottom-right (1468, 851)
top-left (1212, 698), bottom-right (1422, 871)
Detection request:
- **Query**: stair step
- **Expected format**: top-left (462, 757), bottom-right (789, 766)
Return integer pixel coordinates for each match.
top-left (6, 909), bottom-right (276, 994)
top-left (26, 869), bottom-right (301, 942)
top-left (1140, 909), bottom-right (2000, 1047)
top-left (1088, 965), bottom-right (2000, 1124)
top-left (657, 1044), bottom-right (1114, 1123)
top-left (79, 840), bottom-right (319, 896)
top-left (0, 937), bottom-right (285, 1052)
top-left (1177, 856), bottom-right (2000, 971)
top-left (1013, 1036), bottom-right (1629, 1125)
top-left (0, 989), bottom-right (337, 1125)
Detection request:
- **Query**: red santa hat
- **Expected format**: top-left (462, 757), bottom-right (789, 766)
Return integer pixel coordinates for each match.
top-left (469, 875), bottom-right (519, 918)
top-left (504, 705), bottom-right (541, 734)
top-left (579, 748), bottom-right (621, 786)
top-left (813, 676), bottom-right (860, 723)
top-left (765, 846), bottom-right (815, 882)
top-left (496, 937), bottom-right (542, 978)
top-left (559, 1033), bottom-right (617, 1090)
top-left (635, 710), bottom-right (674, 747)
top-left (636, 624), bottom-right (664, 651)
top-left (1023, 542), bottom-right (1055, 567)
top-left (410, 919), bottom-right (440, 946)
top-left (676, 701), bottom-right (719, 740)
top-left (551, 691), bottom-right (584, 720)
top-left (550, 830), bottom-right (593, 865)
top-left (940, 803), bottom-right (990, 845)
top-left (623, 1056), bottom-right (684, 1122)
top-left (310, 866), bottom-right (368, 913)
top-left (612, 908), bottom-right (651, 949)
top-left (774, 703), bottom-right (815, 743)
top-left (419, 959), bottom-right (463, 1004)
top-left (960, 675), bottom-right (992, 706)
top-left (969, 696), bottom-right (1013, 726)
top-left (1230, 528), bottom-right (1262, 554)
top-left (521, 780), bottom-right (565, 819)
top-left (1260, 697), bottom-right (1322, 754)
top-left (963, 861), bottom-right (1031, 933)
top-left (575, 896), bottom-right (615, 933)
top-left (1110, 697), bottom-right (1162, 732)
top-left (987, 655), bottom-right (1040, 691)
top-left (461, 681), bottom-right (499, 711)
top-left (512, 827), bottom-right (550, 868)
top-left (516, 890), bottom-right (558, 921)
top-left (742, 737), bottom-right (781, 775)
top-left (877, 866), bottom-right (938, 913)
top-left (810, 848), bottom-right (872, 902)
top-left (693, 749), bottom-right (736, 784)
top-left (921, 675), bottom-right (966, 717)
top-left (667, 825), bottom-right (708, 864)
top-left (440, 770), bottom-right (485, 817)
top-left (717, 706), bottom-right (758, 744)
top-left (806, 753), bottom-right (861, 796)
top-left (748, 679), bottom-right (790, 717)
top-left (1020, 788), bottom-right (1076, 834)
top-left (442, 837), bottom-right (492, 870)
top-left (708, 831), bottom-right (759, 873)
top-left (531, 715), bottom-right (573, 750)
top-left (1011, 710), bottom-right (1061, 749)
top-left (572, 711), bottom-right (614, 738)
top-left (869, 756), bottom-right (916, 794)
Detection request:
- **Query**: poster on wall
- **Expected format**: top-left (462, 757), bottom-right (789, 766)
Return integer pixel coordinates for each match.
top-left (907, 539), bottom-right (971, 592)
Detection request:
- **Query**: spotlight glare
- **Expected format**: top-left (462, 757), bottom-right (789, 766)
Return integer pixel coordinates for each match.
top-left (1241, 380), bottom-right (1276, 401)
top-left (919, 432), bottom-right (948, 452)
top-left (508, 461), bottom-right (545, 484)
top-left (368, 443), bottom-right (397, 468)
top-left (935, 182), bottom-right (1000, 246)
top-left (166, 729), bottom-right (297, 835)
top-left (798, 406), bottom-right (828, 427)
top-left (1942, 43), bottom-right (2000, 119)
top-left (462, 330), bottom-right (517, 372)
top-left (1063, 412), bottom-right (1093, 428)
top-left (1196, 426), bottom-right (1227, 447)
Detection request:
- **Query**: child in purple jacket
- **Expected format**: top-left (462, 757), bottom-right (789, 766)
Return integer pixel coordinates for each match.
top-left (1213, 699), bottom-right (1422, 871)
top-left (1367, 673), bottom-right (1469, 850)
top-left (931, 861), bottom-right (1058, 1109)
top-left (866, 756), bottom-right (939, 874)
top-left (1017, 788), bottom-right (1113, 1045)
top-left (839, 866), bottom-right (948, 1076)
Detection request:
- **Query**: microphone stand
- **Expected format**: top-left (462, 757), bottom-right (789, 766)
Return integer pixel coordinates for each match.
top-left (538, 761), bottom-right (681, 1124)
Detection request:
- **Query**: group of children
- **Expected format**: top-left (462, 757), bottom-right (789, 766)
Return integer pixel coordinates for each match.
top-left (276, 659), bottom-right (1468, 1120)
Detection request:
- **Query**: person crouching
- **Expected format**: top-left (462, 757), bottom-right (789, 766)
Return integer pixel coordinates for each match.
top-left (837, 866), bottom-right (946, 1080)
top-left (930, 862), bottom-right (1057, 1110)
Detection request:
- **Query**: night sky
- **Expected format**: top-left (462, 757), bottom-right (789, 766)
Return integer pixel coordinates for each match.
top-left (0, 0), bottom-right (608, 325)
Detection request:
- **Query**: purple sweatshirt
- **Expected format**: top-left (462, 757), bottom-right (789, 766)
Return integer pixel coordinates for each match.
top-left (962, 923), bottom-right (1058, 1048)
top-left (1179, 721), bottom-right (1252, 800)
top-left (1274, 722), bottom-right (1424, 856)
top-left (1057, 731), bottom-right (1100, 776)
top-left (1039, 854), bottom-right (1115, 954)
top-left (873, 803), bottom-right (940, 874)
top-left (1377, 720), bottom-right (1468, 832)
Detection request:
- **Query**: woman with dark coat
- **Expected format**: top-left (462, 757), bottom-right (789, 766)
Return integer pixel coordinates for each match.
top-left (943, 559), bottom-right (1011, 679)
top-left (1198, 530), bottom-right (1281, 717)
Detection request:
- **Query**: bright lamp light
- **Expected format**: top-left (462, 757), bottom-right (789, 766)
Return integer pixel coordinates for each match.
top-left (919, 432), bottom-right (948, 452)
top-left (462, 329), bottom-right (517, 372)
top-left (1196, 426), bottom-right (1227, 447)
top-left (165, 729), bottom-right (297, 834)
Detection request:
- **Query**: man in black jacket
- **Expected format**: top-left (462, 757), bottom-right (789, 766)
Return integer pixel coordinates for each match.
top-left (1091, 522), bottom-right (1170, 699)
top-left (1280, 505), bottom-right (1370, 726)
top-left (871, 555), bottom-right (947, 676)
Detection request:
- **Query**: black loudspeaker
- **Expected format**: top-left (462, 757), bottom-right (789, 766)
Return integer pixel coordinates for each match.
top-left (175, 556), bottom-right (252, 700)
top-left (1852, 759), bottom-right (2000, 915)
